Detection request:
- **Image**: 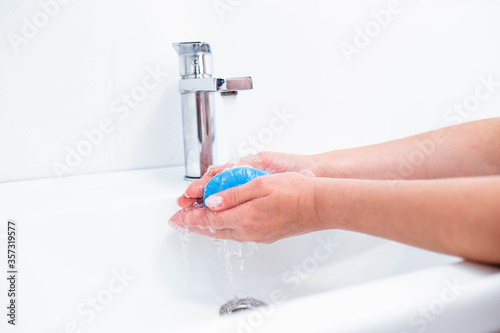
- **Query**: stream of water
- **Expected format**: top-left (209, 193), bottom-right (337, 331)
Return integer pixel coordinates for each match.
top-left (222, 93), bottom-right (240, 163)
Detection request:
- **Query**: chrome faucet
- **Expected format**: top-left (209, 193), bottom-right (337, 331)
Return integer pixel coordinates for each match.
top-left (173, 42), bottom-right (253, 179)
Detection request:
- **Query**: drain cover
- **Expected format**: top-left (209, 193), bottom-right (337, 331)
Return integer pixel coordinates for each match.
top-left (219, 297), bottom-right (268, 316)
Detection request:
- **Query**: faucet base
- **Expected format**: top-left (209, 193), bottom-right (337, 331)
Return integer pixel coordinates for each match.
top-left (183, 176), bottom-right (200, 182)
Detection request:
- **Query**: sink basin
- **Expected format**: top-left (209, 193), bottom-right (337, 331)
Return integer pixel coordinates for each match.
top-left (0, 166), bottom-right (499, 333)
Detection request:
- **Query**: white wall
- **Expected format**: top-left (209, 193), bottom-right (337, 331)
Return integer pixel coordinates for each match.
top-left (1, 0), bottom-right (499, 183)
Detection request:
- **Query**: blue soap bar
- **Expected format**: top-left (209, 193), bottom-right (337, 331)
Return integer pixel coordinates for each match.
top-left (203, 166), bottom-right (269, 204)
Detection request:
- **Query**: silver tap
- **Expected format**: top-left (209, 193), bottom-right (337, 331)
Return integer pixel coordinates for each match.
top-left (173, 42), bottom-right (253, 179)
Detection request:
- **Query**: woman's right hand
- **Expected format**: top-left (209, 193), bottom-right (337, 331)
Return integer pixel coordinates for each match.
top-left (176, 151), bottom-right (320, 209)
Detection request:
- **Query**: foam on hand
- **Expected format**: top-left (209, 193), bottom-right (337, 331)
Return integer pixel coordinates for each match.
top-left (203, 166), bottom-right (269, 205)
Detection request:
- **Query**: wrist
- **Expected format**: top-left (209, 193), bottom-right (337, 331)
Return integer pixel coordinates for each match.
top-left (298, 175), bottom-right (325, 233)
top-left (311, 177), bottom-right (371, 232)
top-left (308, 177), bottom-right (344, 231)
top-left (311, 153), bottom-right (330, 178)
top-left (312, 151), bottom-right (351, 179)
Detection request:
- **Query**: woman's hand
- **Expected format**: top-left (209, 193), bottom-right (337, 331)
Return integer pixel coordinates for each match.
top-left (169, 172), bottom-right (321, 243)
top-left (177, 151), bottom-right (319, 209)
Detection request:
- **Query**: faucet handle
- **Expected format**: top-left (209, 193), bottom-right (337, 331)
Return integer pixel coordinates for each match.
top-left (217, 77), bottom-right (253, 92)
top-left (178, 77), bottom-right (253, 94)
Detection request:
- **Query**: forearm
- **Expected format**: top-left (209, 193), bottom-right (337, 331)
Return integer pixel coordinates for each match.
top-left (313, 176), bottom-right (500, 263)
top-left (313, 117), bottom-right (500, 180)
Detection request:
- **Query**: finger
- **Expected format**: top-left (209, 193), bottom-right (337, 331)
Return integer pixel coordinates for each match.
top-left (183, 180), bottom-right (206, 200)
top-left (236, 153), bottom-right (266, 169)
top-left (300, 169), bottom-right (316, 177)
top-left (204, 176), bottom-right (268, 211)
top-left (168, 207), bottom-right (227, 230)
top-left (176, 193), bottom-right (201, 209)
top-left (188, 226), bottom-right (241, 241)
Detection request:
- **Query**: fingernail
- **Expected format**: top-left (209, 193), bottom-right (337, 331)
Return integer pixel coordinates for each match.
top-left (184, 192), bottom-right (191, 199)
top-left (168, 220), bottom-right (179, 229)
top-left (205, 194), bottom-right (223, 209)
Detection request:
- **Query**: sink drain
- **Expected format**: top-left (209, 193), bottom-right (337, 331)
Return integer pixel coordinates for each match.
top-left (219, 297), bottom-right (268, 316)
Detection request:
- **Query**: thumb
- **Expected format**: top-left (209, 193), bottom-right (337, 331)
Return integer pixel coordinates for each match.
top-left (204, 178), bottom-right (266, 211)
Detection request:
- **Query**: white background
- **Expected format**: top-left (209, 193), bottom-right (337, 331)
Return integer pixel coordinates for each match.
top-left (1, 0), bottom-right (499, 183)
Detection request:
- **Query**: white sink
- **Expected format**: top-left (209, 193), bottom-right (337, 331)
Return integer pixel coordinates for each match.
top-left (0, 166), bottom-right (499, 333)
